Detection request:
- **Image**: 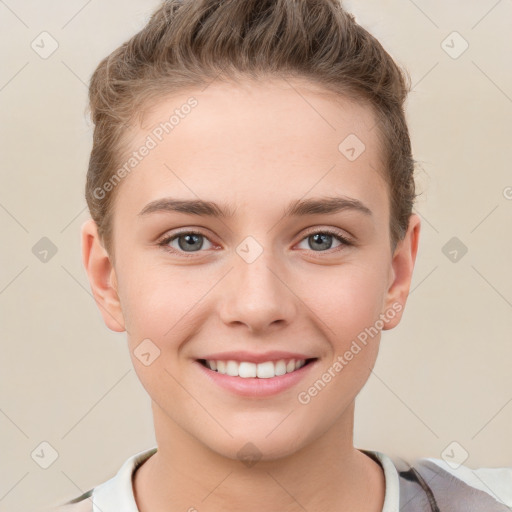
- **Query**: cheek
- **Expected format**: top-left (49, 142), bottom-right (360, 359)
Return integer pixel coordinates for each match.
top-left (119, 263), bottom-right (214, 354)
top-left (302, 260), bottom-right (388, 340)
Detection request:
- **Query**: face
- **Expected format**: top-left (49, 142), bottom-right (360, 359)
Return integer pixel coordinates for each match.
top-left (82, 78), bottom-right (420, 462)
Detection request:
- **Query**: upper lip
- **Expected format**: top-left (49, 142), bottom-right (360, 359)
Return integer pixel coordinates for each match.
top-left (197, 351), bottom-right (317, 364)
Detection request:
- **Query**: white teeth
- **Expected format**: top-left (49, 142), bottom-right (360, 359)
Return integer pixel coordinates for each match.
top-left (204, 358), bottom-right (309, 378)
top-left (274, 360), bottom-right (287, 376)
top-left (238, 362), bottom-right (257, 378)
top-left (256, 361), bottom-right (275, 379)
top-left (226, 360), bottom-right (239, 376)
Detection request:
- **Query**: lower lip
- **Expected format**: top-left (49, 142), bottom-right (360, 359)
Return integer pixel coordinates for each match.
top-left (194, 360), bottom-right (317, 398)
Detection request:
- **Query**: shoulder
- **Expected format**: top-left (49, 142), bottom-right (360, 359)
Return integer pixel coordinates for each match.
top-left (394, 455), bottom-right (512, 511)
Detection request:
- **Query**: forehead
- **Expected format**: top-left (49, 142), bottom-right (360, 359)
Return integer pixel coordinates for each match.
top-left (114, 78), bottom-right (388, 222)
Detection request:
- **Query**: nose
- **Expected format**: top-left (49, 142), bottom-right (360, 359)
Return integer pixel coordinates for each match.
top-left (218, 247), bottom-right (298, 335)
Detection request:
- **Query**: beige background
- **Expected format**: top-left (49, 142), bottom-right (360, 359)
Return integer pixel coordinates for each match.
top-left (1, 0), bottom-right (511, 511)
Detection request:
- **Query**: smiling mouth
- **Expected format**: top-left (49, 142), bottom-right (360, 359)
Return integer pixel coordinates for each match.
top-left (197, 358), bottom-right (317, 379)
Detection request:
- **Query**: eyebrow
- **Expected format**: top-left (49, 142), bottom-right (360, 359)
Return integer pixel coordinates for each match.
top-left (138, 195), bottom-right (373, 218)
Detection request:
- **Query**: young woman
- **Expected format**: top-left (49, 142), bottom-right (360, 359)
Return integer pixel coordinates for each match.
top-left (51, 1), bottom-right (511, 511)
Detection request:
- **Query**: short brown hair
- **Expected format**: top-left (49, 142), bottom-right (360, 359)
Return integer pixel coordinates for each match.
top-left (86, 0), bottom-right (417, 260)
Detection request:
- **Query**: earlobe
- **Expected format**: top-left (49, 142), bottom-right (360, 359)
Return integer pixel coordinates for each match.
top-left (381, 214), bottom-right (421, 330)
top-left (81, 219), bottom-right (126, 333)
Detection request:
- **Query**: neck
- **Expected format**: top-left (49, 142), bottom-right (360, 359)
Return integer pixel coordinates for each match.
top-left (133, 401), bottom-right (385, 512)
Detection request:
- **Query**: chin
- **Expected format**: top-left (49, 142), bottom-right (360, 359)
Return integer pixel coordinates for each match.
top-left (202, 428), bottom-right (310, 465)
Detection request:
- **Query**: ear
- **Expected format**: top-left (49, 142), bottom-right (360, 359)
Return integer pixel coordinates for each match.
top-left (81, 219), bottom-right (126, 332)
top-left (381, 214), bottom-right (421, 330)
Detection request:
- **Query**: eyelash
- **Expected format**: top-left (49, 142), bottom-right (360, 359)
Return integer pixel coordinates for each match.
top-left (157, 228), bottom-right (353, 258)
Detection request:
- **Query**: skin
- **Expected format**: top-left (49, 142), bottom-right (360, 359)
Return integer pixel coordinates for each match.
top-left (82, 78), bottom-right (420, 512)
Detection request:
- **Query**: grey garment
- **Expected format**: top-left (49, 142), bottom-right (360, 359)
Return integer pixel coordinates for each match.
top-left (392, 456), bottom-right (511, 512)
